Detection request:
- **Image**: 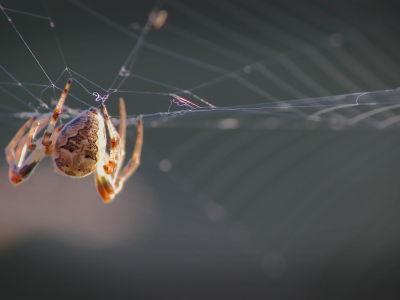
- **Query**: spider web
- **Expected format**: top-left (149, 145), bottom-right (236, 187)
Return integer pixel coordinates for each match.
top-left (2, 0), bottom-right (400, 128)
top-left (1, 0), bottom-right (400, 298)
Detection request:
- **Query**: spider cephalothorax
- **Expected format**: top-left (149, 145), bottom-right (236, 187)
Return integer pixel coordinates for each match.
top-left (5, 80), bottom-right (143, 202)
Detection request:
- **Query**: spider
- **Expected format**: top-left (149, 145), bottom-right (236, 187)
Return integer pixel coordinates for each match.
top-left (5, 80), bottom-right (143, 202)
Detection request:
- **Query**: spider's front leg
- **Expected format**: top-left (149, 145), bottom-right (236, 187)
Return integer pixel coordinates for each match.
top-left (42, 79), bottom-right (71, 147)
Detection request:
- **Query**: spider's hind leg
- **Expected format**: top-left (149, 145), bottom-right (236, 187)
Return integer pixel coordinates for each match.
top-left (5, 113), bottom-right (62, 186)
top-left (8, 146), bottom-right (46, 185)
top-left (5, 117), bottom-right (36, 167)
top-left (5, 116), bottom-right (47, 185)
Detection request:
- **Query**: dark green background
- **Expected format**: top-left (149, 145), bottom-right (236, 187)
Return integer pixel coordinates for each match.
top-left (1, 0), bottom-right (400, 299)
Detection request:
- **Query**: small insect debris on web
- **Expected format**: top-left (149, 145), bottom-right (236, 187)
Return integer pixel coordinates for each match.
top-left (151, 10), bottom-right (168, 29)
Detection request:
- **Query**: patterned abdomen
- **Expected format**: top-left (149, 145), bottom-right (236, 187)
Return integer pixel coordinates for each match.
top-left (53, 108), bottom-right (106, 177)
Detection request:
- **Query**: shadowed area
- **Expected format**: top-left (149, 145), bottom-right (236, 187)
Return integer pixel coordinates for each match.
top-left (2, 128), bottom-right (400, 299)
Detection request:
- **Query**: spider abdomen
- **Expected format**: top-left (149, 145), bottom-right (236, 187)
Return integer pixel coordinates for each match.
top-left (53, 108), bottom-right (106, 177)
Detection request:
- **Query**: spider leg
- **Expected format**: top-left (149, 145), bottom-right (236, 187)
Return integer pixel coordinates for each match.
top-left (101, 103), bottom-right (121, 175)
top-left (27, 113), bottom-right (53, 149)
top-left (5, 113), bottom-right (63, 185)
top-left (115, 117), bottom-right (143, 188)
top-left (27, 119), bottom-right (42, 150)
top-left (94, 98), bottom-right (126, 202)
top-left (9, 124), bottom-right (65, 185)
top-left (5, 117), bottom-right (45, 185)
top-left (6, 117), bottom-right (36, 167)
top-left (94, 156), bottom-right (117, 202)
top-left (45, 124), bottom-right (65, 156)
top-left (15, 134), bottom-right (30, 166)
top-left (94, 117), bottom-right (143, 203)
top-left (112, 98), bottom-right (127, 180)
top-left (42, 79), bottom-right (71, 147)
top-left (14, 114), bottom-right (53, 167)
top-left (8, 145), bottom-right (46, 185)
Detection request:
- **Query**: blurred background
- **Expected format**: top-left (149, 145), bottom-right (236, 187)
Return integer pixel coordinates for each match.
top-left (2, 0), bottom-right (400, 299)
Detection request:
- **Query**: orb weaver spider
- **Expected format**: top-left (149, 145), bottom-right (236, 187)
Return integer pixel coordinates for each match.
top-left (5, 80), bottom-right (143, 202)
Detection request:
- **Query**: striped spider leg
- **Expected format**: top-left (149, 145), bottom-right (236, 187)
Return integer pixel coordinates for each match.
top-left (5, 80), bottom-right (71, 185)
top-left (95, 98), bottom-right (143, 202)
